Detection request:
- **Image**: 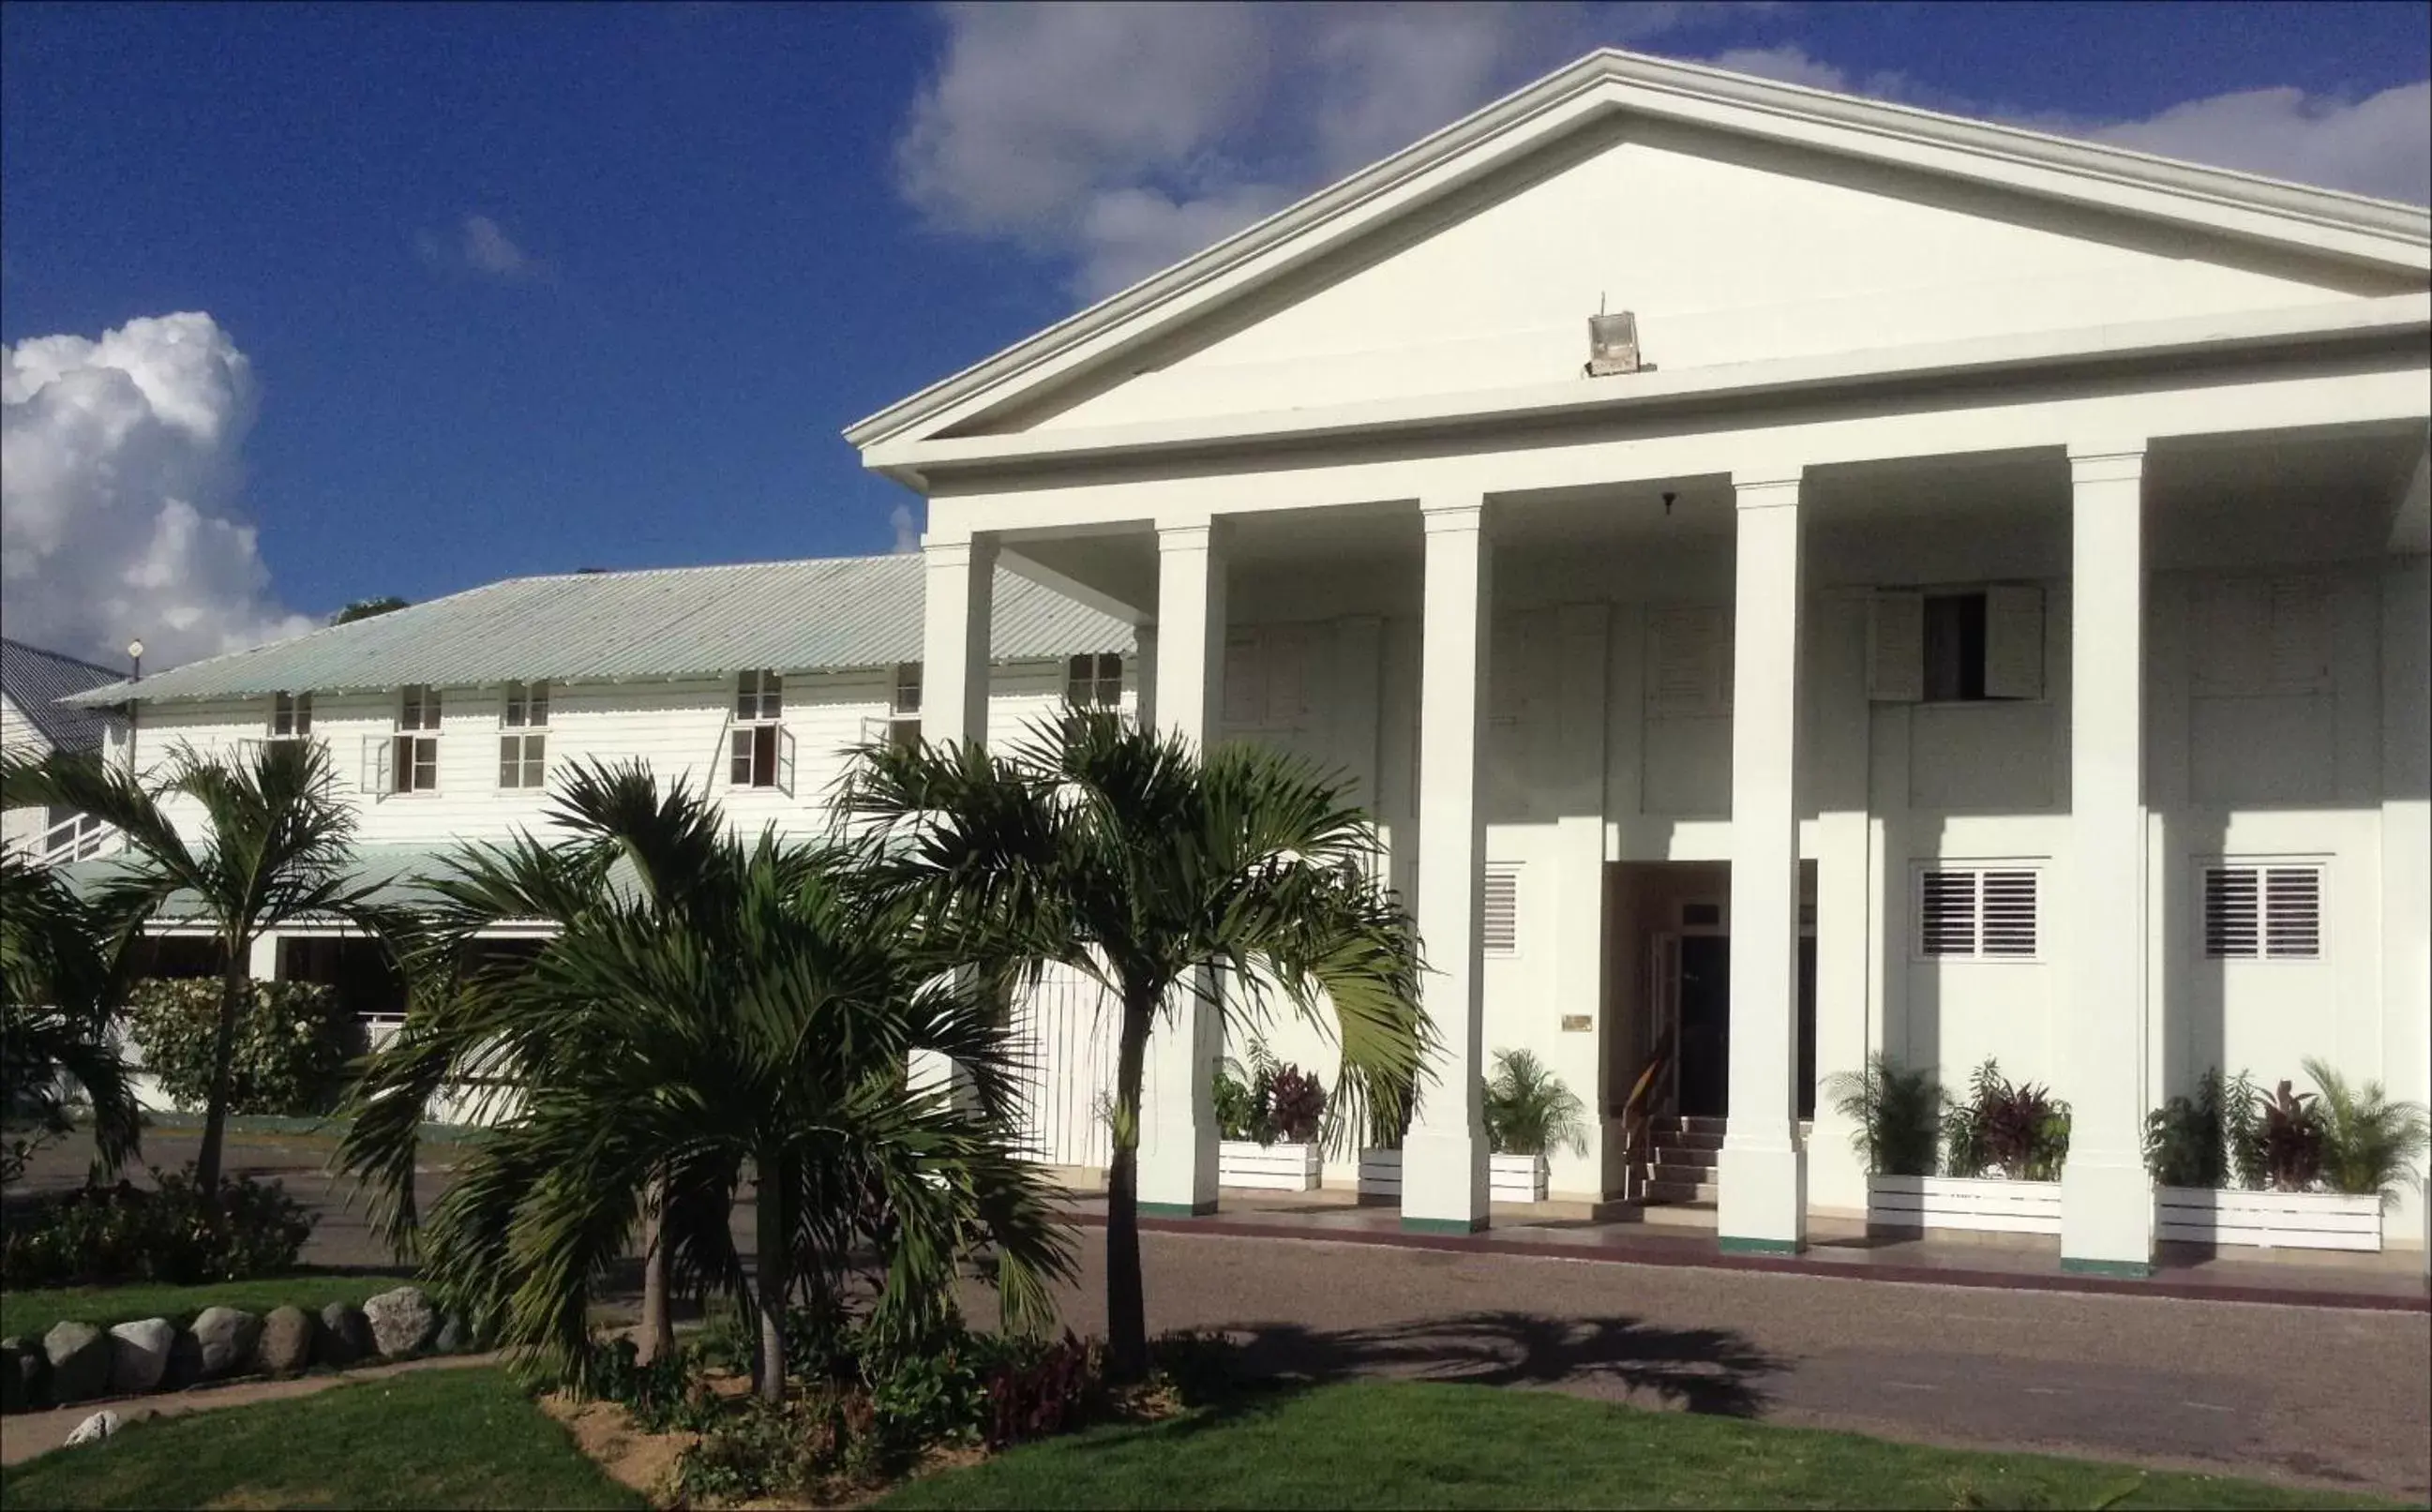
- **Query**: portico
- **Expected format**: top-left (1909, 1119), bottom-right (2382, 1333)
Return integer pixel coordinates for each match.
top-left (862, 49), bottom-right (2431, 1273)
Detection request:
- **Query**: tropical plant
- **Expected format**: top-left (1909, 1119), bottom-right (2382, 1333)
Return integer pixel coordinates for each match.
top-left (1481, 1048), bottom-right (1589, 1159)
top-left (2221, 1070), bottom-right (2266, 1190)
top-left (338, 762), bottom-right (1073, 1400)
top-left (1824, 1054), bottom-right (1941, 1177)
top-left (1212, 1037), bottom-right (1327, 1145)
top-left (1941, 1059), bottom-right (2069, 1181)
top-left (2257, 1079), bottom-right (2325, 1191)
top-left (2, 1164), bottom-right (312, 1286)
top-left (1, 854), bottom-right (144, 1184)
top-left (125, 977), bottom-right (351, 1115)
top-left (3, 741), bottom-right (373, 1196)
top-left (843, 711), bottom-right (1430, 1381)
top-left (2142, 1068), bottom-right (2229, 1190)
top-left (2303, 1057), bottom-right (2430, 1206)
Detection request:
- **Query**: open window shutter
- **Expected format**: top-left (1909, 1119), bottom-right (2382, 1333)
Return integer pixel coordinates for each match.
top-left (777, 726), bottom-right (797, 797)
top-left (1982, 586), bottom-right (2045, 700)
top-left (1222, 634), bottom-right (1264, 726)
top-left (1646, 607), bottom-right (1724, 717)
top-left (360, 735), bottom-right (392, 798)
top-left (1868, 592), bottom-right (1924, 702)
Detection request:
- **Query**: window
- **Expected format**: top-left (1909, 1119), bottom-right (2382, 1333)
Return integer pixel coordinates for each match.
top-left (1916, 866), bottom-right (2038, 959)
top-left (1644, 606), bottom-right (1732, 718)
top-left (270, 692), bottom-right (312, 740)
top-left (1870, 586), bottom-right (2043, 703)
top-left (1066, 653), bottom-right (1122, 709)
top-left (498, 681), bottom-right (548, 789)
top-left (1483, 866), bottom-right (1520, 956)
top-left (2203, 864), bottom-right (2321, 960)
top-left (888, 663), bottom-right (923, 750)
top-left (729, 670), bottom-right (791, 790)
top-left (392, 685), bottom-right (441, 793)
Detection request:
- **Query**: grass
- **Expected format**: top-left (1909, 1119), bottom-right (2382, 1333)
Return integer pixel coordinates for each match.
top-left (877, 1381), bottom-right (2394, 1511)
top-left (4, 1366), bottom-right (641, 1511)
top-left (1, 1269), bottom-right (411, 1343)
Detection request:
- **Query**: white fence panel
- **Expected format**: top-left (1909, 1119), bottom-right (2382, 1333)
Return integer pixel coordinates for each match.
top-left (1010, 964), bottom-right (1119, 1171)
top-left (2155, 1187), bottom-right (2382, 1251)
top-left (1869, 1175), bottom-right (2064, 1235)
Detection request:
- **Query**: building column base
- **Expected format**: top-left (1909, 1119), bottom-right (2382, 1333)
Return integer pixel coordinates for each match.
top-left (2060, 1256), bottom-right (2154, 1280)
top-left (1717, 1138), bottom-right (1807, 1253)
top-left (1399, 1127), bottom-right (1488, 1232)
top-left (2061, 1160), bottom-right (2153, 1272)
top-left (1137, 1200), bottom-right (1217, 1219)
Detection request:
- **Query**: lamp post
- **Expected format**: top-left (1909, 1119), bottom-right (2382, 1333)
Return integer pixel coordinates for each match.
top-left (126, 637), bottom-right (143, 774)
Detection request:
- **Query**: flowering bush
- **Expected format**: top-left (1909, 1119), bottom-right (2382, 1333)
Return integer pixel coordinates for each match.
top-left (125, 977), bottom-right (352, 1115)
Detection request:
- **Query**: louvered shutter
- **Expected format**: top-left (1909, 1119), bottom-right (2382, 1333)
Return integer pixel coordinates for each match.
top-left (2266, 578), bottom-right (2331, 691)
top-left (1869, 592), bottom-right (1924, 702)
top-left (1265, 626), bottom-right (1309, 726)
top-left (1482, 867), bottom-right (1520, 955)
top-left (2203, 867), bottom-right (2260, 958)
top-left (1918, 871), bottom-right (1976, 956)
top-left (1646, 607), bottom-right (1727, 717)
top-left (1981, 586), bottom-right (2045, 700)
top-left (2262, 867), bottom-right (2320, 958)
top-left (1979, 871), bottom-right (2038, 956)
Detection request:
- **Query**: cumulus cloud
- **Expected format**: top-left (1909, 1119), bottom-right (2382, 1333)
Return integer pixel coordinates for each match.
top-left (896, 10), bottom-right (2429, 302)
top-left (417, 213), bottom-right (538, 279)
top-left (2, 313), bottom-right (314, 668)
top-left (889, 502), bottom-right (920, 553)
top-left (1711, 43), bottom-right (2430, 205)
top-left (894, 2), bottom-right (1732, 300)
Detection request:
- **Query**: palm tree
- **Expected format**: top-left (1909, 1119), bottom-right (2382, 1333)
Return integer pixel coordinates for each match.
top-left (1, 855), bottom-right (145, 1182)
top-left (339, 763), bottom-right (1073, 1399)
top-left (3, 741), bottom-right (366, 1194)
top-left (842, 711), bottom-right (1431, 1381)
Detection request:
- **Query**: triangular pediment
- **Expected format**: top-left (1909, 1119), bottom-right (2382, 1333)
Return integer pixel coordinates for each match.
top-left (852, 52), bottom-right (2428, 458)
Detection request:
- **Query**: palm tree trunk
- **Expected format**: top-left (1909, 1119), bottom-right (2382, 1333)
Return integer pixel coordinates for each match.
top-left (753, 1150), bottom-right (788, 1403)
top-left (195, 942), bottom-right (249, 1197)
top-left (637, 1168), bottom-right (674, 1366)
top-left (1104, 994), bottom-right (1152, 1384)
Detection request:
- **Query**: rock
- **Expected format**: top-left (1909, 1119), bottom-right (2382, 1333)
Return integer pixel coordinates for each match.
top-left (1, 1337), bottom-right (48, 1414)
top-left (42, 1322), bottom-right (110, 1404)
top-left (364, 1286), bottom-right (438, 1359)
top-left (315, 1303), bottom-right (375, 1369)
top-left (65, 1409), bottom-right (121, 1445)
top-left (432, 1314), bottom-right (472, 1355)
top-left (106, 1319), bottom-right (175, 1396)
top-left (162, 1330), bottom-right (204, 1391)
top-left (189, 1308), bottom-right (262, 1380)
top-left (255, 1306), bottom-right (316, 1375)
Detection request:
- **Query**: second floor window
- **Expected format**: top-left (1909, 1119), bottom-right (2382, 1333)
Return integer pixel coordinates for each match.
top-left (888, 663), bottom-right (923, 751)
top-left (270, 692), bottom-right (312, 740)
top-left (499, 681), bottom-right (548, 789)
top-left (736, 668), bottom-right (782, 723)
top-left (730, 670), bottom-right (790, 789)
top-left (394, 684), bottom-right (441, 793)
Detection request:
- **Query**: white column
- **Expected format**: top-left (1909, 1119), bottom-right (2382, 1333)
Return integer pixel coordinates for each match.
top-left (1137, 520), bottom-right (1224, 1214)
top-left (2379, 556), bottom-right (2430, 1272)
top-left (1719, 471), bottom-right (1808, 1253)
top-left (247, 934), bottom-right (281, 981)
top-left (1404, 497), bottom-right (1491, 1232)
top-left (1808, 595), bottom-right (1874, 1214)
top-left (1551, 603), bottom-right (1612, 1198)
top-left (2061, 442), bottom-right (2154, 1276)
top-left (921, 534), bottom-right (997, 746)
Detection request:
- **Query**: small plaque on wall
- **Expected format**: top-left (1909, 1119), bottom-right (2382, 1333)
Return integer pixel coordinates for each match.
top-left (1560, 1014), bottom-right (1593, 1033)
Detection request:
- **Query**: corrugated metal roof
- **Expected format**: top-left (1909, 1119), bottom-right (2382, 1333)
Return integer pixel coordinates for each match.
top-left (59, 842), bottom-right (642, 921)
top-left (2, 637), bottom-right (128, 750)
top-left (65, 555), bottom-right (1134, 706)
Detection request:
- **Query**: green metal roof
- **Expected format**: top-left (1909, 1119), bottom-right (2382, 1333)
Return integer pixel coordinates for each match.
top-left (67, 555), bottom-right (1134, 706)
top-left (59, 842), bottom-right (643, 923)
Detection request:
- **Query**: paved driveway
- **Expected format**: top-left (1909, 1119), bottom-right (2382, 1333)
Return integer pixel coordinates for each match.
top-left (19, 1130), bottom-right (2429, 1500)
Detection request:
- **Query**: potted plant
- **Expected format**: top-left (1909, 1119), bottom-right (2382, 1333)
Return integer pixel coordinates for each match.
top-left (1481, 1048), bottom-right (1587, 1203)
top-left (1213, 1039), bottom-right (1325, 1190)
top-left (1842, 1057), bottom-right (2067, 1235)
top-left (2149, 1062), bottom-right (2418, 1252)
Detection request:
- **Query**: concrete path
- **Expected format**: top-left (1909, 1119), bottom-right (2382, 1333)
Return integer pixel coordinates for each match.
top-left (0, 1352), bottom-right (496, 1467)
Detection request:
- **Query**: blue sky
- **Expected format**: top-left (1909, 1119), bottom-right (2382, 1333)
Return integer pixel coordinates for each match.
top-left (3, 2), bottom-right (2426, 666)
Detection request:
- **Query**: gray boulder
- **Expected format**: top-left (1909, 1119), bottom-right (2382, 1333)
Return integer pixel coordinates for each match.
top-left (162, 1329), bottom-right (204, 1390)
top-left (190, 1307), bottom-right (262, 1380)
top-left (65, 1409), bottom-right (121, 1445)
top-left (316, 1302), bottom-right (375, 1369)
top-left (364, 1286), bottom-right (438, 1359)
top-left (432, 1314), bottom-right (472, 1355)
top-left (256, 1306), bottom-right (316, 1375)
top-left (42, 1322), bottom-right (110, 1403)
top-left (106, 1319), bottom-right (176, 1396)
top-left (1, 1336), bottom-right (47, 1414)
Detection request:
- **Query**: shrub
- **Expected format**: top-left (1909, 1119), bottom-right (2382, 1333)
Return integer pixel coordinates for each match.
top-left (1482, 1048), bottom-right (1588, 1158)
top-left (1825, 1055), bottom-right (1941, 1177)
top-left (2258, 1079), bottom-right (2325, 1191)
top-left (2144, 1069), bottom-right (2270, 1190)
top-left (1942, 1059), bottom-right (2069, 1181)
top-left (125, 977), bottom-right (352, 1116)
top-left (582, 1337), bottom-right (719, 1433)
top-left (985, 1332), bottom-right (1107, 1449)
top-left (0, 1164), bottom-right (313, 1287)
top-left (1211, 1037), bottom-right (1326, 1145)
top-left (2304, 1057), bottom-right (2430, 1205)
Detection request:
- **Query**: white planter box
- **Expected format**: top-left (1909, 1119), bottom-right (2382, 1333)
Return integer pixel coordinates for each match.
top-left (2156, 1187), bottom-right (2383, 1252)
top-left (1490, 1152), bottom-right (1549, 1204)
top-left (1358, 1148), bottom-right (1402, 1199)
top-left (1869, 1175), bottom-right (2063, 1235)
top-left (1219, 1139), bottom-right (1321, 1190)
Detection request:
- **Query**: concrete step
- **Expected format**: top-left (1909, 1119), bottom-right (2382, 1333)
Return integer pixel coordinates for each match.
top-left (1642, 1178), bottom-right (1720, 1205)
top-left (1648, 1143), bottom-right (1719, 1169)
top-left (1649, 1160), bottom-right (1719, 1187)
top-left (1649, 1115), bottom-right (1728, 1138)
top-left (1653, 1131), bottom-right (1724, 1154)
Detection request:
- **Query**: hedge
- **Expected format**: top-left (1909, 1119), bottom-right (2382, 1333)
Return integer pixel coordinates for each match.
top-left (125, 978), bottom-right (353, 1116)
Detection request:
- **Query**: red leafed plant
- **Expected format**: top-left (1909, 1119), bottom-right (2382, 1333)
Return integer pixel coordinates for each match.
top-left (985, 1332), bottom-right (1107, 1449)
top-left (2258, 1080), bottom-right (2325, 1191)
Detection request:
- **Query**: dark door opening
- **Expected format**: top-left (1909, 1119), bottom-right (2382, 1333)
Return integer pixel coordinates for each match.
top-left (1673, 935), bottom-right (1820, 1122)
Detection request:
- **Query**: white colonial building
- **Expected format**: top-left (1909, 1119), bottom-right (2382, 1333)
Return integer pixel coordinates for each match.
top-left (841, 50), bottom-right (2432, 1276)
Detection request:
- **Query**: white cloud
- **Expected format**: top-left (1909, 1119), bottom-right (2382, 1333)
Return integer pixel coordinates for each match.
top-left (889, 502), bottom-right (920, 553)
top-left (1707, 44), bottom-right (2430, 205)
top-left (896, 12), bottom-right (2429, 302)
top-left (894, 2), bottom-right (1737, 300)
top-left (417, 213), bottom-right (537, 279)
top-left (2, 313), bottom-right (314, 668)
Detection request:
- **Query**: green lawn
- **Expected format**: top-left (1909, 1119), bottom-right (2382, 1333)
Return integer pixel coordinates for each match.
top-left (878, 1381), bottom-right (2393, 1511)
top-left (1, 1269), bottom-right (412, 1342)
top-left (4, 1367), bottom-right (640, 1511)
